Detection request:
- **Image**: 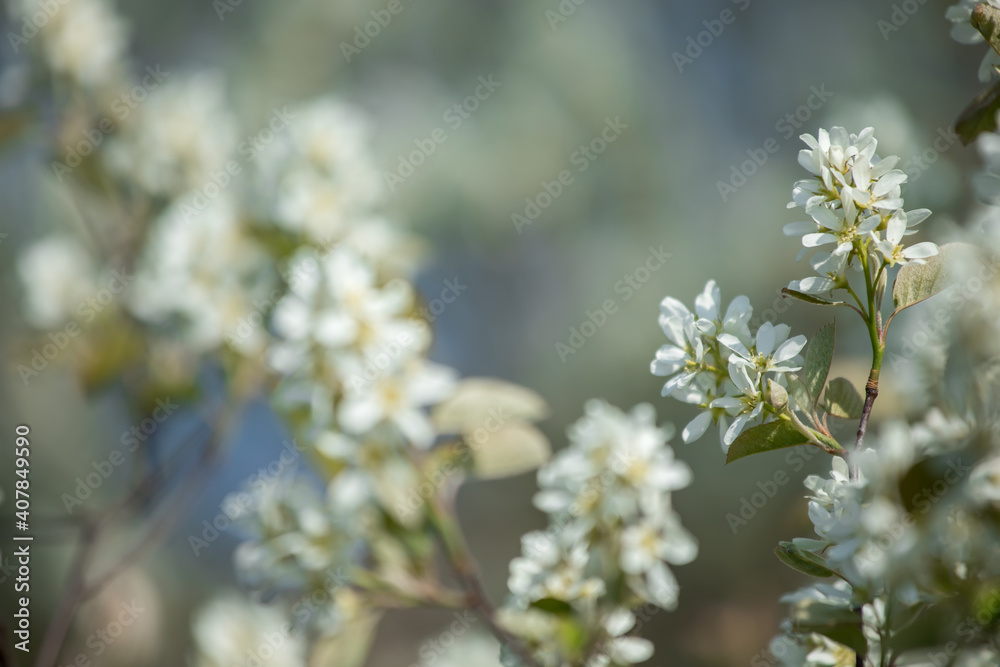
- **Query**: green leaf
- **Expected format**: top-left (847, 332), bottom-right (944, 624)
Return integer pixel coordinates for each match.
top-left (726, 420), bottom-right (810, 464)
top-left (790, 603), bottom-right (868, 657)
top-left (786, 375), bottom-right (811, 412)
top-left (781, 288), bottom-right (845, 308)
top-left (531, 597), bottom-right (575, 616)
top-left (768, 379), bottom-right (788, 412)
top-left (775, 541), bottom-right (836, 578)
top-left (957, 80), bottom-right (1000, 145)
top-left (891, 244), bottom-right (964, 312)
top-left (814, 431), bottom-right (844, 452)
top-left (824, 378), bottom-right (864, 419)
top-left (804, 322), bottom-right (836, 406)
top-left (973, 3), bottom-right (1000, 57)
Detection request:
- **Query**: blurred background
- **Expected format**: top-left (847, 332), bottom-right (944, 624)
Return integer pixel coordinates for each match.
top-left (0, 0), bottom-right (987, 665)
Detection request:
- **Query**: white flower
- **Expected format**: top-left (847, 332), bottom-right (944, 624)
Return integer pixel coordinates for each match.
top-left (788, 251), bottom-right (849, 295)
top-left (718, 322), bottom-right (806, 376)
top-left (508, 531), bottom-right (605, 607)
top-left (191, 594), bottom-right (306, 667)
top-left (337, 359), bottom-right (456, 448)
top-left (19, 0), bottom-right (127, 90)
top-left (787, 128), bottom-right (907, 256)
top-left (256, 97), bottom-right (383, 244)
top-left (709, 363), bottom-right (765, 448)
top-left (128, 194), bottom-right (274, 354)
top-left (587, 610), bottom-right (654, 667)
top-left (18, 235), bottom-right (98, 328)
top-left (526, 401), bottom-right (696, 612)
top-left (534, 401), bottom-right (691, 527)
top-left (869, 209), bottom-right (939, 266)
top-left (105, 73), bottom-right (238, 196)
top-left (269, 247), bottom-right (428, 376)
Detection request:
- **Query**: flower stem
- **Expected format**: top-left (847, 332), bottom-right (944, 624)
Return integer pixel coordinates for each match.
top-left (427, 494), bottom-right (543, 667)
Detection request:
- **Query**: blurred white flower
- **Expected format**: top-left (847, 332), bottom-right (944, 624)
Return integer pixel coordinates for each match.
top-left (18, 235), bottom-right (98, 328)
top-left (191, 594), bottom-right (306, 667)
top-left (128, 194), bottom-right (274, 354)
top-left (337, 358), bottom-right (457, 448)
top-left (105, 73), bottom-right (237, 196)
top-left (17, 0), bottom-right (127, 90)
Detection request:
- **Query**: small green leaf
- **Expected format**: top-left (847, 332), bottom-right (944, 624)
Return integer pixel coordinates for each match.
top-left (768, 379), bottom-right (788, 412)
top-left (814, 431), bottom-right (844, 452)
top-left (530, 597), bottom-right (575, 616)
top-left (891, 244), bottom-right (964, 312)
top-left (824, 378), bottom-right (864, 419)
top-left (804, 322), bottom-right (836, 406)
top-left (781, 288), bottom-right (845, 308)
top-left (775, 541), bottom-right (836, 578)
top-left (726, 420), bottom-right (810, 464)
top-left (786, 375), bottom-right (811, 412)
top-left (956, 80), bottom-right (1000, 145)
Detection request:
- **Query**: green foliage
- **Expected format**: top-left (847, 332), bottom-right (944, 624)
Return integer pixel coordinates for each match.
top-left (803, 322), bottom-right (836, 406)
top-left (824, 378), bottom-right (864, 420)
top-left (726, 420), bottom-right (810, 464)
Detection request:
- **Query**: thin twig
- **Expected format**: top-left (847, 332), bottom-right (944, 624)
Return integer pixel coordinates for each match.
top-left (34, 402), bottom-right (236, 667)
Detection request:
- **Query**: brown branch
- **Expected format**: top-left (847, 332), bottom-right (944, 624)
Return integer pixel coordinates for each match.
top-left (34, 402), bottom-right (236, 667)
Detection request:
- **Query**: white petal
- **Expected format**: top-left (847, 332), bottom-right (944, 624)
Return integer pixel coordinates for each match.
top-left (682, 411), bottom-right (712, 443)
top-left (903, 242), bottom-right (939, 260)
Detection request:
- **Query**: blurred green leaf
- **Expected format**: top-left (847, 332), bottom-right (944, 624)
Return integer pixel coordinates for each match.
top-left (957, 79), bottom-right (1000, 145)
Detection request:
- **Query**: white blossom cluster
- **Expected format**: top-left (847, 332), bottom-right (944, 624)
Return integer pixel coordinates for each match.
top-left (784, 127), bottom-right (937, 295)
top-left (650, 280), bottom-right (806, 450)
top-left (13, 0), bottom-right (128, 92)
top-left (767, 406), bottom-right (1000, 665)
top-left (498, 401), bottom-right (696, 667)
top-left (947, 1), bottom-right (1000, 82)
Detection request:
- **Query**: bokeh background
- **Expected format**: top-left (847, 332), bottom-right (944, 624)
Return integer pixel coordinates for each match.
top-left (0, 0), bottom-right (987, 665)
